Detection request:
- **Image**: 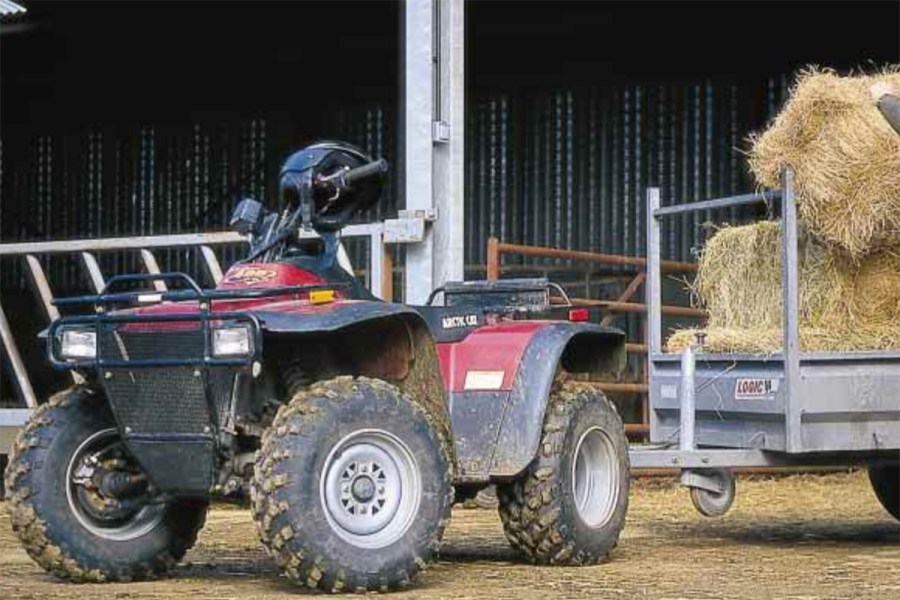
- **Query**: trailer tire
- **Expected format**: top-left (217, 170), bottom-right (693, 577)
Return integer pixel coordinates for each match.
top-left (3, 386), bottom-right (207, 582)
top-left (251, 376), bottom-right (453, 592)
top-left (689, 468), bottom-right (736, 518)
top-left (497, 381), bottom-right (629, 565)
top-left (868, 464), bottom-right (900, 522)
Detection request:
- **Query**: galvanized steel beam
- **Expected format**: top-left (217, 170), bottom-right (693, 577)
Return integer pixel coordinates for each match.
top-left (403, 0), bottom-right (464, 303)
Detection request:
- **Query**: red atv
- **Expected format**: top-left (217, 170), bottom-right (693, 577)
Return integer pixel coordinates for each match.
top-left (5, 142), bottom-right (630, 592)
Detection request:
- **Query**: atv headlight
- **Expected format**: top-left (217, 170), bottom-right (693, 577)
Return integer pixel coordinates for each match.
top-left (59, 328), bottom-right (97, 359)
top-left (212, 325), bottom-right (252, 357)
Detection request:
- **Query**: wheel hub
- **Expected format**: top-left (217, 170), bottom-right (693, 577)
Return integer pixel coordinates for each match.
top-left (351, 474), bottom-right (377, 503)
top-left (66, 428), bottom-right (165, 541)
top-left (321, 430), bottom-right (421, 549)
top-left (572, 426), bottom-right (621, 528)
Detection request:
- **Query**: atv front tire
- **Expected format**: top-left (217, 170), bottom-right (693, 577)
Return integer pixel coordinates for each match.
top-left (868, 463), bottom-right (900, 522)
top-left (251, 376), bottom-right (453, 592)
top-left (497, 381), bottom-right (629, 565)
top-left (3, 386), bottom-right (207, 582)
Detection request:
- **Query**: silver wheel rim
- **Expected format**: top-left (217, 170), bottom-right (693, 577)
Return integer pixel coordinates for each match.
top-left (65, 428), bottom-right (165, 542)
top-left (320, 429), bottom-right (421, 549)
top-left (572, 426), bottom-right (620, 528)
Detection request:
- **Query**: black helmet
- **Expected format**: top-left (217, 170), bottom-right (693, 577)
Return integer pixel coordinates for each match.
top-left (279, 141), bottom-right (382, 232)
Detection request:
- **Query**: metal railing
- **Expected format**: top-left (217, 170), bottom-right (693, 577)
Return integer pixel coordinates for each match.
top-left (0, 219), bottom-right (424, 411)
top-left (485, 237), bottom-right (704, 438)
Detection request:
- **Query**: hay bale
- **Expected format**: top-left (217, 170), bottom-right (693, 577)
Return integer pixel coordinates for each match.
top-left (748, 68), bottom-right (900, 258)
top-left (667, 221), bottom-right (900, 353)
top-left (692, 221), bottom-right (839, 330)
top-left (666, 326), bottom-right (899, 354)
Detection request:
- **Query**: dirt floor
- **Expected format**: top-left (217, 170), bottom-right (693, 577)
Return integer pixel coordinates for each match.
top-left (1, 471), bottom-right (898, 600)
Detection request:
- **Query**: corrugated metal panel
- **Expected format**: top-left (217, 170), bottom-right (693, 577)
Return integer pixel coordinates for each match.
top-left (1, 77), bottom-right (789, 292)
top-left (466, 78), bottom-right (788, 270)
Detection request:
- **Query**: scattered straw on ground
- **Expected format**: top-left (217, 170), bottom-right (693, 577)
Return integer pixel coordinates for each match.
top-left (748, 67), bottom-right (900, 258)
top-left (3, 472), bottom-right (899, 600)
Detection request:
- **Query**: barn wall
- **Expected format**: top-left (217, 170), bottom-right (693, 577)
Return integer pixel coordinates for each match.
top-left (1, 1), bottom-right (898, 399)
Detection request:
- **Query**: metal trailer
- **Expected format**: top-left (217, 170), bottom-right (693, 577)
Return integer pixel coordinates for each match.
top-left (630, 168), bottom-right (900, 515)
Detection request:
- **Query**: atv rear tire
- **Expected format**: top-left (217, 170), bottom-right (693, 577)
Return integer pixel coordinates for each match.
top-left (251, 376), bottom-right (453, 592)
top-left (868, 463), bottom-right (900, 522)
top-left (497, 381), bottom-right (629, 565)
top-left (3, 386), bottom-right (207, 582)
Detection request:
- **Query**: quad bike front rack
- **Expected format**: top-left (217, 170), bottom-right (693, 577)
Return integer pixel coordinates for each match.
top-left (46, 272), bottom-right (348, 369)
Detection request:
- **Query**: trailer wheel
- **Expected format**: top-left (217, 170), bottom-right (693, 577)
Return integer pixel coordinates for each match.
top-left (497, 381), bottom-right (629, 565)
top-left (688, 468), bottom-right (736, 518)
top-left (3, 386), bottom-right (207, 582)
top-left (251, 376), bottom-right (452, 592)
top-left (868, 464), bottom-right (900, 522)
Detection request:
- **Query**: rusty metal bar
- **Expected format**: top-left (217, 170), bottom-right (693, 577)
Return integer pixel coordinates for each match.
top-left (382, 247), bottom-right (394, 302)
top-left (494, 240), bottom-right (697, 272)
top-left (625, 342), bottom-right (647, 353)
top-left (601, 271), bottom-right (645, 325)
top-left (625, 423), bottom-right (649, 436)
top-left (486, 236), bottom-right (500, 280)
top-left (564, 297), bottom-right (706, 318)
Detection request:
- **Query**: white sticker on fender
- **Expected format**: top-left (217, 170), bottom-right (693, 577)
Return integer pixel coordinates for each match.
top-left (464, 370), bottom-right (505, 390)
top-left (734, 378), bottom-right (780, 400)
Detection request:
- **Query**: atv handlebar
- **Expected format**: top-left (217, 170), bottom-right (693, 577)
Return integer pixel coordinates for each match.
top-left (344, 158), bottom-right (388, 184)
top-left (315, 158), bottom-right (388, 193)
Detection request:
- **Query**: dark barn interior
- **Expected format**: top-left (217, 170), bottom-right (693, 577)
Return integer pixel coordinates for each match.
top-left (1, 1), bottom-right (898, 402)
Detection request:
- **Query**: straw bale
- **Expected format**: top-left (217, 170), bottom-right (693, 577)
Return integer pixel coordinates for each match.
top-left (748, 68), bottom-right (900, 258)
top-left (667, 221), bottom-right (900, 353)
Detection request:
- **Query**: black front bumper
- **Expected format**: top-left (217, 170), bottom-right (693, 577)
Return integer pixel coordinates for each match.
top-left (49, 311), bottom-right (261, 497)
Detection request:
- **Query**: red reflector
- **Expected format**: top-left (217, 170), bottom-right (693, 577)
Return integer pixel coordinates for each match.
top-left (568, 308), bottom-right (590, 322)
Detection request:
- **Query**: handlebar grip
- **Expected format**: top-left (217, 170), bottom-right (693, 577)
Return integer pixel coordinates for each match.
top-left (343, 159), bottom-right (388, 185)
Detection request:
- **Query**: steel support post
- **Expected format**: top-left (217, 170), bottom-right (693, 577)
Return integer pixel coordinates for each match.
top-left (646, 187), bottom-right (663, 439)
top-left (433, 0), bottom-right (465, 288)
top-left (781, 168), bottom-right (802, 453)
top-left (403, 0), bottom-right (464, 304)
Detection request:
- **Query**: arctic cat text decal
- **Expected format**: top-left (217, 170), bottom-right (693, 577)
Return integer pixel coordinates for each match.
top-left (441, 314), bottom-right (479, 329)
